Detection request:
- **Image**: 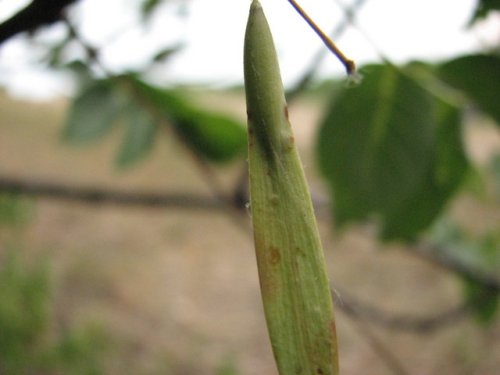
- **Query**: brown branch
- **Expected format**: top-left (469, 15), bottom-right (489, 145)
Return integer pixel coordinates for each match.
top-left (1, 173), bottom-right (494, 334)
top-left (287, 0), bottom-right (356, 75)
top-left (0, 0), bottom-right (80, 46)
top-left (0, 176), bottom-right (227, 210)
top-left (410, 242), bottom-right (500, 291)
top-left (333, 288), bottom-right (470, 333)
top-left (1, 172), bottom-right (498, 292)
top-left (286, 0), bottom-right (367, 101)
top-left (345, 317), bottom-right (410, 375)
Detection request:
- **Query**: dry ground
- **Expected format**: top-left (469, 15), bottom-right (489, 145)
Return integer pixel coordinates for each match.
top-left (0, 89), bottom-right (499, 375)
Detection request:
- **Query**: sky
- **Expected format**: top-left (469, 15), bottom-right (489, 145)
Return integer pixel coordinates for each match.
top-left (0, 0), bottom-right (494, 100)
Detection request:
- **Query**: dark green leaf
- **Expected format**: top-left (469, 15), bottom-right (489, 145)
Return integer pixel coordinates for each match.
top-left (130, 78), bottom-right (247, 162)
top-left (172, 109), bottom-right (247, 162)
top-left (469, 0), bottom-right (500, 25)
top-left (115, 105), bottom-right (157, 168)
top-left (463, 278), bottom-right (499, 325)
top-left (141, 0), bottom-right (163, 21)
top-left (317, 64), bottom-right (469, 240)
top-left (63, 80), bottom-right (122, 143)
top-left (152, 45), bottom-right (182, 63)
top-left (438, 54), bottom-right (500, 127)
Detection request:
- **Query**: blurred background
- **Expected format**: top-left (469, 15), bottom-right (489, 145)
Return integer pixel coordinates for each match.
top-left (0, 0), bottom-right (499, 374)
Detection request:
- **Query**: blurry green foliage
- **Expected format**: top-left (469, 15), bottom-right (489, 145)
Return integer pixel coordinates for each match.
top-left (430, 219), bottom-right (500, 281)
top-left (141, 0), bottom-right (165, 22)
top-left (317, 63), bottom-right (469, 240)
top-left (429, 219), bottom-right (499, 324)
top-left (62, 76), bottom-right (247, 167)
top-left (463, 278), bottom-right (499, 325)
top-left (152, 45), bottom-right (183, 64)
top-left (63, 79), bottom-right (124, 144)
top-left (469, 0), bottom-right (500, 24)
top-left (0, 249), bottom-right (108, 375)
top-left (115, 102), bottom-right (157, 168)
top-left (129, 76), bottom-right (247, 162)
top-left (438, 54), bottom-right (500, 126)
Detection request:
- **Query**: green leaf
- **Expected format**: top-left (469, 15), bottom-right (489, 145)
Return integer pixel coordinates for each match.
top-left (115, 105), bottom-right (157, 169)
top-left (141, 0), bottom-right (164, 21)
top-left (317, 64), bottom-right (469, 240)
top-left (438, 54), bottom-right (500, 127)
top-left (130, 78), bottom-right (247, 162)
top-left (63, 80), bottom-right (122, 143)
top-left (469, 0), bottom-right (500, 25)
top-left (152, 45), bottom-right (182, 63)
top-left (463, 278), bottom-right (499, 325)
top-left (172, 109), bottom-right (247, 162)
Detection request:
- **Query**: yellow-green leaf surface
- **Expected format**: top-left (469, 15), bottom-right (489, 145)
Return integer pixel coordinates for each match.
top-left (244, 1), bottom-right (338, 374)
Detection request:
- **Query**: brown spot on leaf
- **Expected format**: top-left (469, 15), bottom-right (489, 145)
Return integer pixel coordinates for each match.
top-left (255, 239), bottom-right (279, 298)
top-left (269, 246), bottom-right (281, 265)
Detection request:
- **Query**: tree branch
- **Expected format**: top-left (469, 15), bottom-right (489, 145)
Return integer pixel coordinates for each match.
top-left (0, 176), bottom-right (226, 210)
top-left (0, 0), bottom-right (80, 46)
top-left (333, 288), bottom-right (470, 333)
top-left (1, 173), bottom-right (497, 333)
top-left (410, 242), bottom-right (500, 291)
top-left (342, 312), bottom-right (410, 375)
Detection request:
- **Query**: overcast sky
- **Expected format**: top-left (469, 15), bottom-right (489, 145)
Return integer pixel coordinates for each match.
top-left (0, 0), bottom-right (494, 100)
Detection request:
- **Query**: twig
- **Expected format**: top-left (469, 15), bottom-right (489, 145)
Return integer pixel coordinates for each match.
top-left (286, 0), bottom-right (367, 101)
top-left (0, 176), bottom-right (226, 210)
top-left (0, 0), bottom-right (80, 46)
top-left (336, 295), bottom-right (411, 375)
top-left (287, 0), bottom-right (356, 75)
top-left (410, 242), bottom-right (500, 291)
top-left (333, 288), bottom-right (470, 333)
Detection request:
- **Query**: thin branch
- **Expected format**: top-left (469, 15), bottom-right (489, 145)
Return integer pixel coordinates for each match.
top-left (1, 172), bottom-right (498, 294)
top-left (286, 0), bottom-right (367, 101)
top-left (337, 296), bottom-right (411, 375)
top-left (287, 0), bottom-right (356, 75)
top-left (0, 0), bottom-right (80, 46)
top-left (0, 176), bottom-right (226, 210)
top-left (410, 242), bottom-right (500, 291)
top-left (333, 288), bottom-right (470, 333)
top-left (0, 174), bottom-right (491, 336)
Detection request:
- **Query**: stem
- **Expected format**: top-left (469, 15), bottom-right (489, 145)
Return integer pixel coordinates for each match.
top-left (287, 0), bottom-right (356, 75)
